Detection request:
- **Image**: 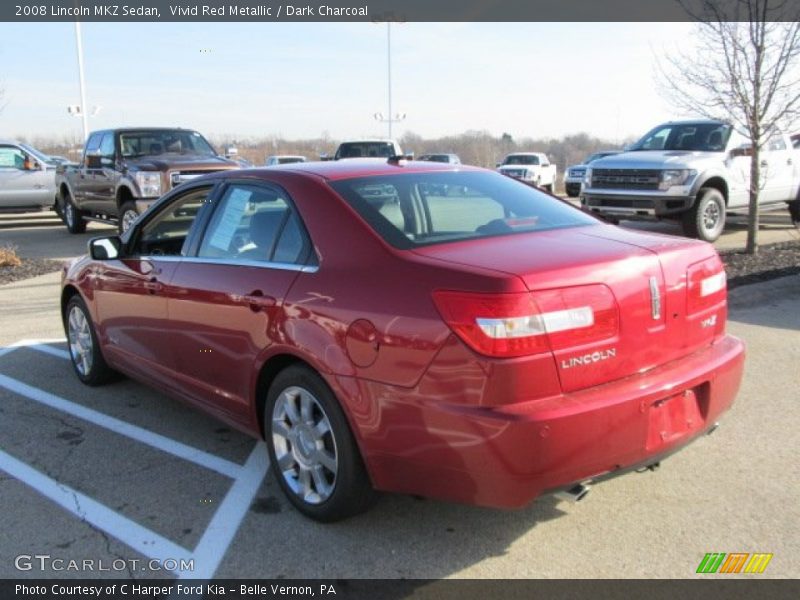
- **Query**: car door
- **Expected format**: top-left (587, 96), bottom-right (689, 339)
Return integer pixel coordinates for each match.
top-left (760, 135), bottom-right (794, 203)
top-left (0, 144), bottom-right (51, 209)
top-left (165, 180), bottom-right (315, 424)
top-left (83, 132), bottom-right (118, 212)
top-left (75, 132), bottom-right (103, 207)
top-left (92, 183), bottom-right (216, 385)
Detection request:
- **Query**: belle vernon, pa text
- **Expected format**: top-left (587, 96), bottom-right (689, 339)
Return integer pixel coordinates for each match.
top-left (16, 583), bottom-right (339, 597)
top-left (42, 4), bottom-right (370, 18)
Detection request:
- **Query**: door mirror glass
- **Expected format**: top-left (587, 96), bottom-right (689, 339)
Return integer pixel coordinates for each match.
top-left (89, 236), bottom-right (122, 260)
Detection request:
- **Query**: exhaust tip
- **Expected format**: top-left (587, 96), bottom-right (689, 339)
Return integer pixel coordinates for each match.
top-left (555, 483), bottom-right (591, 503)
top-left (707, 422), bottom-right (720, 436)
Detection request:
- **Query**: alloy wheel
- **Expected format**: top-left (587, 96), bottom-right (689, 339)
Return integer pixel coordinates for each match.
top-left (67, 305), bottom-right (93, 376)
top-left (271, 386), bottom-right (338, 504)
top-left (121, 209), bottom-right (139, 232)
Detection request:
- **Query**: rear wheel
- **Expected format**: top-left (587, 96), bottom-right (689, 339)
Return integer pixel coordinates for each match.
top-left (60, 190), bottom-right (87, 234)
top-left (682, 187), bottom-right (726, 242)
top-left (119, 201), bottom-right (140, 234)
top-left (265, 365), bottom-right (376, 522)
top-left (65, 296), bottom-right (115, 386)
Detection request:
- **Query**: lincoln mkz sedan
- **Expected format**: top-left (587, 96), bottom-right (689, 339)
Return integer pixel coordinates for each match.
top-left (61, 159), bottom-right (745, 521)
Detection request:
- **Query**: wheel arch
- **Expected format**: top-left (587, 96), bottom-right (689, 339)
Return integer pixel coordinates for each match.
top-left (116, 184), bottom-right (135, 208)
top-left (696, 175), bottom-right (729, 205)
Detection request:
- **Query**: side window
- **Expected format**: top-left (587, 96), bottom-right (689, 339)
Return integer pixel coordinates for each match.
top-left (134, 186), bottom-right (213, 256)
top-left (198, 183), bottom-right (311, 265)
top-left (765, 136), bottom-right (787, 152)
top-left (99, 133), bottom-right (115, 158)
top-left (0, 146), bottom-right (26, 169)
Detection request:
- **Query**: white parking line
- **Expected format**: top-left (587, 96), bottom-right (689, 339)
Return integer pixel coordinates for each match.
top-left (0, 372), bottom-right (242, 479)
top-left (0, 448), bottom-right (194, 574)
top-left (187, 445), bottom-right (269, 580)
top-left (0, 339), bottom-right (272, 579)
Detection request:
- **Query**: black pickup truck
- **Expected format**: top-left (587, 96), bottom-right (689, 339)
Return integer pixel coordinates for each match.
top-left (56, 128), bottom-right (239, 233)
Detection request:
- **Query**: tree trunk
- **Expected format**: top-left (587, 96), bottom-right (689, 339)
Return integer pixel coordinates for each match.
top-left (746, 146), bottom-right (761, 255)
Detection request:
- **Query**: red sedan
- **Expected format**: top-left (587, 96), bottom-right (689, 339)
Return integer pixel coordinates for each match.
top-left (61, 159), bottom-right (745, 521)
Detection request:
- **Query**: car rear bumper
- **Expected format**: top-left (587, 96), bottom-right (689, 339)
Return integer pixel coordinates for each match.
top-left (346, 334), bottom-right (744, 508)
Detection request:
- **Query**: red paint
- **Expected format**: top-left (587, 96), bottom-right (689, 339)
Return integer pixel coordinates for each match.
top-left (62, 160), bottom-right (745, 508)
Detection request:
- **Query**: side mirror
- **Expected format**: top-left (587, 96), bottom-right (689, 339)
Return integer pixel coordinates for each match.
top-left (495, 162), bottom-right (502, 168)
top-left (89, 236), bottom-right (122, 260)
top-left (85, 152), bottom-right (102, 168)
top-left (730, 145), bottom-right (751, 158)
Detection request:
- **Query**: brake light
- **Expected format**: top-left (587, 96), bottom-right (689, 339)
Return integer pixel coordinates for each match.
top-left (687, 257), bottom-right (727, 314)
top-left (433, 285), bottom-right (618, 358)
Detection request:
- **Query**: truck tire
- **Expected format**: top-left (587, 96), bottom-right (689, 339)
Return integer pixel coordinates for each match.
top-left (118, 202), bottom-right (140, 234)
top-left (682, 187), bottom-right (726, 242)
top-left (789, 199), bottom-right (800, 228)
top-left (60, 190), bottom-right (87, 234)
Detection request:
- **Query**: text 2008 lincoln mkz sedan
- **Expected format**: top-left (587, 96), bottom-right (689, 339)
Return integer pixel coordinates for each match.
top-left (61, 159), bottom-right (745, 521)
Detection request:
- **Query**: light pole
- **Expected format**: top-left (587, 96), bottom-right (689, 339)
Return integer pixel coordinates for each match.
top-left (74, 21), bottom-right (89, 141)
top-left (373, 19), bottom-right (406, 138)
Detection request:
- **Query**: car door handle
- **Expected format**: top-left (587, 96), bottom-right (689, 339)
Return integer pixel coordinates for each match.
top-left (144, 277), bottom-right (163, 294)
top-left (242, 290), bottom-right (276, 312)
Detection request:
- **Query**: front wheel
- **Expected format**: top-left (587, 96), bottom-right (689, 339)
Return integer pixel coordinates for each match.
top-left (118, 201), bottom-right (140, 234)
top-left (789, 199), bottom-right (800, 228)
top-left (682, 187), bottom-right (726, 242)
top-left (64, 296), bottom-right (115, 386)
top-left (265, 365), bottom-right (376, 522)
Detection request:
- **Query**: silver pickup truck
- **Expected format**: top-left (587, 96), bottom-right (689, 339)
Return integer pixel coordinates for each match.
top-left (581, 119), bottom-right (800, 241)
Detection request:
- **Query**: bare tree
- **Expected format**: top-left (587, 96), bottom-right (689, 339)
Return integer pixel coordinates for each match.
top-left (659, 0), bottom-right (800, 254)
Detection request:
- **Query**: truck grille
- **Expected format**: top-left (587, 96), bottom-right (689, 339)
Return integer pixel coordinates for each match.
top-left (501, 169), bottom-right (527, 179)
top-left (170, 170), bottom-right (211, 189)
top-left (591, 169), bottom-right (660, 190)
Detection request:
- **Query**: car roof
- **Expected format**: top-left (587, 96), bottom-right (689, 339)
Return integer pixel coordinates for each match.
top-left (214, 159), bottom-right (482, 181)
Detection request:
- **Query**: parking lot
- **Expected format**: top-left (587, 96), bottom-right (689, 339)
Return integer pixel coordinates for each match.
top-left (0, 209), bottom-right (798, 580)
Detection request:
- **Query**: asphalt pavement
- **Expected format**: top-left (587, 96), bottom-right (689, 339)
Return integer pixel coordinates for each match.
top-left (0, 210), bottom-right (798, 580)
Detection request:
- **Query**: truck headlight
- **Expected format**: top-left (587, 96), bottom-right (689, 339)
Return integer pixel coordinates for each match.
top-left (583, 168), bottom-right (592, 186)
top-left (135, 171), bottom-right (162, 197)
top-left (659, 169), bottom-right (697, 190)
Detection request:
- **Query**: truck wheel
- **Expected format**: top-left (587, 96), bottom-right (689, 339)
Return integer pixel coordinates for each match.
top-left (60, 190), bottom-right (87, 234)
top-left (682, 187), bottom-right (726, 242)
top-left (789, 200), bottom-right (800, 228)
top-left (118, 202), bottom-right (140, 234)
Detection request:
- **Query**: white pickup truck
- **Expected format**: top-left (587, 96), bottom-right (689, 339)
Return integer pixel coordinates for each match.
top-left (581, 119), bottom-right (800, 241)
top-left (497, 152), bottom-right (557, 192)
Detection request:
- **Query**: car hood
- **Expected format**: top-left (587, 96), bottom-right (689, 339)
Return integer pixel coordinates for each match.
top-left (124, 154), bottom-right (240, 171)
top-left (591, 150), bottom-right (724, 170)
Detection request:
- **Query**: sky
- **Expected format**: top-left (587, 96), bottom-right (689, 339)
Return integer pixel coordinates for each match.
top-left (0, 21), bottom-right (697, 144)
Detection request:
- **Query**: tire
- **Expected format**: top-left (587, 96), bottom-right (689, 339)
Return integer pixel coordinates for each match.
top-left (789, 199), bottom-right (800, 228)
top-left (265, 365), bottom-right (376, 522)
top-left (118, 201), bottom-right (140, 234)
top-left (60, 190), bottom-right (87, 234)
top-left (566, 188), bottom-right (579, 198)
top-left (682, 187), bottom-right (726, 242)
top-left (64, 296), bottom-right (115, 386)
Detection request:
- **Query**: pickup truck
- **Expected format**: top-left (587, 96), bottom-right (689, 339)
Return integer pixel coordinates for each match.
top-left (497, 152), bottom-right (557, 192)
top-left (581, 119), bottom-right (800, 241)
top-left (0, 140), bottom-right (61, 213)
top-left (331, 139), bottom-right (404, 160)
top-left (56, 128), bottom-right (239, 234)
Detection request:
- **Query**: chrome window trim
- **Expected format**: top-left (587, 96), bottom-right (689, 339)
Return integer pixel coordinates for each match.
top-left (137, 254), bottom-right (318, 273)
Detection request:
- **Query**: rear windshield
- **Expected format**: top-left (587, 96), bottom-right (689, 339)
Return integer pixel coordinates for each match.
top-left (329, 171), bottom-right (596, 249)
top-left (503, 155), bottom-right (539, 165)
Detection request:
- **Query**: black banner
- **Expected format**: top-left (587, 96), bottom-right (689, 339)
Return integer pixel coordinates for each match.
top-left (3, 579), bottom-right (800, 600)
top-left (4, 0), bottom-right (799, 23)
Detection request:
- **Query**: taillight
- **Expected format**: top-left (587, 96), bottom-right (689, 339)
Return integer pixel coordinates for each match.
top-left (433, 284), bottom-right (618, 358)
top-left (687, 256), bottom-right (727, 314)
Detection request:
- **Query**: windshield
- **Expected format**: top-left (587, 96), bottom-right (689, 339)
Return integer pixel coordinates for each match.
top-left (119, 130), bottom-right (217, 158)
top-left (503, 155), bottom-right (539, 166)
top-left (18, 143), bottom-right (53, 164)
top-left (336, 142), bottom-right (395, 159)
top-left (629, 123), bottom-right (732, 152)
top-left (330, 171), bottom-right (597, 249)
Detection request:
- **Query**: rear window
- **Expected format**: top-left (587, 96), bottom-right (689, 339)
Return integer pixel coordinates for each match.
top-left (329, 171), bottom-right (596, 249)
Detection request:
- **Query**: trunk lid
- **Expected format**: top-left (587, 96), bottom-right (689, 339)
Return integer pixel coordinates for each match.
top-left (415, 224), bottom-right (725, 392)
